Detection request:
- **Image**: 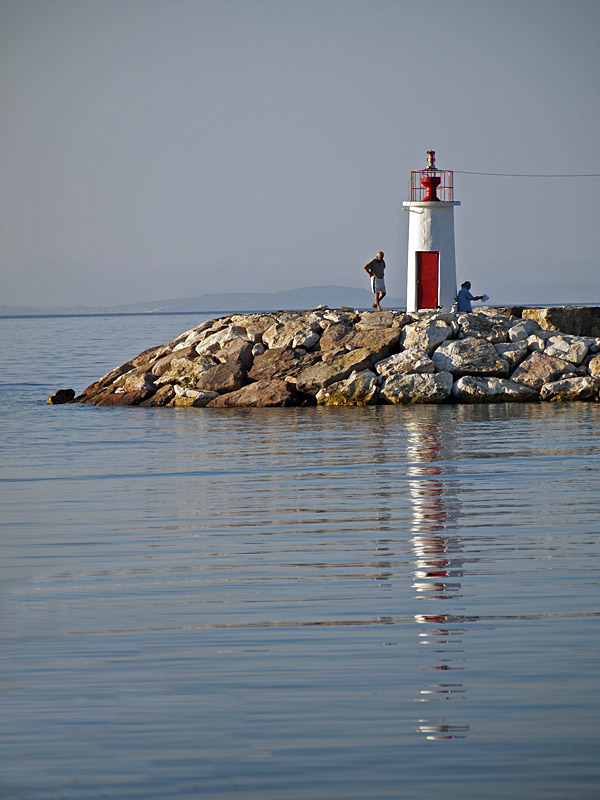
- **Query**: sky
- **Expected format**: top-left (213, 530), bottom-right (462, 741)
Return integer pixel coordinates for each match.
top-left (1, 0), bottom-right (599, 309)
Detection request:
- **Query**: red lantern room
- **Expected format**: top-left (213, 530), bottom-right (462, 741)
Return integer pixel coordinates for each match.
top-left (409, 151), bottom-right (455, 202)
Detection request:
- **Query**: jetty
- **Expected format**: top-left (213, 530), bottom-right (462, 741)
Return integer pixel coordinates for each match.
top-left (49, 305), bottom-right (600, 407)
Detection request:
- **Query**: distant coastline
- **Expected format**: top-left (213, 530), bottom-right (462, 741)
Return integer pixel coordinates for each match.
top-left (0, 285), bottom-right (404, 318)
top-left (2, 283), bottom-right (599, 319)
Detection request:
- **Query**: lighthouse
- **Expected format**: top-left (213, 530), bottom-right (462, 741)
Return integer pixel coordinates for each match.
top-left (403, 151), bottom-right (460, 313)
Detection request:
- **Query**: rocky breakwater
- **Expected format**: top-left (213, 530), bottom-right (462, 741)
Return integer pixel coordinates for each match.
top-left (49, 307), bottom-right (600, 408)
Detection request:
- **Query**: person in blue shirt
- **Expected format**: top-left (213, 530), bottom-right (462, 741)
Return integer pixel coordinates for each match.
top-left (456, 281), bottom-right (484, 312)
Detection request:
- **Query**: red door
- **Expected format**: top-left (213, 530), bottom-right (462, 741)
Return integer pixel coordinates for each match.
top-left (416, 251), bottom-right (439, 309)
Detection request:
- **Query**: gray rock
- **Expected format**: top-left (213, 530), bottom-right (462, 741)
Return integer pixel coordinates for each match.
top-left (540, 376), bottom-right (600, 402)
top-left (380, 372), bottom-right (453, 404)
top-left (262, 316), bottom-right (323, 350)
top-left (230, 313), bottom-right (277, 342)
top-left (511, 351), bottom-right (572, 389)
top-left (322, 310), bottom-right (359, 325)
top-left (588, 353), bottom-right (600, 377)
top-left (458, 312), bottom-right (513, 343)
top-left (452, 376), bottom-right (538, 403)
top-left (543, 335), bottom-right (588, 365)
top-left (155, 354), bottom-right (217, 387)
top-left (167, 389), bottom-right (219, 407)
top-left (375, 348), bottom-right (435, 376)
top-left (295, 348), bottom-right (375, 394)
top-left (526, 334), bottom-right (547, 352)
top-left (494, 341), bottom-right (528, 369)
top-left (316, 370), bottom-right (379, 406)
top-left (292, 329), bottom-right (321, 350)
top-left (173, 319), bottom-right (220, 349)
top-left (401, 318), bottom-right (452, 355)
top-left (432, 338), bottom-right (510, 377)
top-left (508, 318), bottom-right (541, 342)
top-left (195, 324), bottom-right (251, 355)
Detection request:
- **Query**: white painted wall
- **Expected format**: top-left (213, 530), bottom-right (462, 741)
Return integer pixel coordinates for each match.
top-left (403, 200), bottom-right (461, 312)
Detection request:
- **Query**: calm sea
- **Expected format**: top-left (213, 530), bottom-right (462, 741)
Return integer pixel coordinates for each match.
top-left (1, 313), bottom-right (599, 800)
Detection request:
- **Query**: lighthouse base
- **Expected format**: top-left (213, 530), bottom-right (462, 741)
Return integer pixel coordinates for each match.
top-left (403, 200), bottom-right (460, 313)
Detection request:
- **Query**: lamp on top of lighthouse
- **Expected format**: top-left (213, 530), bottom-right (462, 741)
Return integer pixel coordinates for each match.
top-left (403, 151), bottom-right (461, 313)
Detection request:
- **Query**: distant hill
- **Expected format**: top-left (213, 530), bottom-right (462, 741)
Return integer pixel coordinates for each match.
top-left (0, 285), bottom-right (406, 316)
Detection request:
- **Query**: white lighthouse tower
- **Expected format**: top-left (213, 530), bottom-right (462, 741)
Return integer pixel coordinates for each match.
top-left (403, 151), bottom-right (460, 313)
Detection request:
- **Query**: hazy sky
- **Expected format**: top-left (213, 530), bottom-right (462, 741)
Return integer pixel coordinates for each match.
top-left (1, 0), bottom-right (599, 308)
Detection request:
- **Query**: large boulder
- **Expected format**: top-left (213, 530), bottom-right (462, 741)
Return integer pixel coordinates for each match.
top-left (94, 371), bottom-right (157, 406)
top-left (355, 310), bottom-right (405, 329)
top-left (150, 345), bottom-right (201, 377)
top-left (194, 362), bottom-right (247, 394)
top-left (494, 341), bottom-right (529, 370)
top-left (91, 371), bottom-right (157, 406)
top-left (452, 376), bottom-right (538, 403)
top-left (511, 351), bottom-right (572, 389)
top-left (543, 335), bottom-right (588, 365)
top-left (375, 348), bottom-right (435, 377)
top-left (432, 338), bottom-right (510, 377)
top-left (379, 372), bottom-right (453, 404)
top-left (316, 370), bottom-right (379, 406)
top-left (522, 306), bottom-right (600, 337)
top-left (207, 380), bottom-right (307, 407)
top-left (247, 347), bottom-right (320, 382)
top-left (155, 354), bottom-right (217, 388)
top-left (294, 348), bottom-right (376, 394)
top-left (540, 376), bottom-right (600, 402)
top-left (230, 313), bottom-right (277, 342)
top-left (508, 318), bottom-right (541, 342)
top-left (588, 353), bottom-right (600, 377)
top-left (458, 312), bottom-right (513, 343)
top-left (262, 315), bottom-right (323, 350)
top-left (401, 318), bottom-right (452, 355)
top-left (195, 324), bottom-right (252, 355)
top-left (319, 319), bottom-right (355, 350)
top-left (214, 337), bottom-right (255, 370)
top-left (331, 327), bottom-right (402, 361)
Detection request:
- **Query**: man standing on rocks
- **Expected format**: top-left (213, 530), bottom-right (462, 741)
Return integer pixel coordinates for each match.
top-left (456, 281), bottom-right (485, 312)
top-left (364, 251), bottom-right (386, 311)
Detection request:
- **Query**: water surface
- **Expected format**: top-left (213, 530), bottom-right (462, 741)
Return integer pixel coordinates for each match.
top-left (1, 314), bottom-right (599, 799)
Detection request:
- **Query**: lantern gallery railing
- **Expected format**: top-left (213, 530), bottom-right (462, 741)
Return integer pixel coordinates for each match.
top-left (409, 169), bottom-right (454, 202)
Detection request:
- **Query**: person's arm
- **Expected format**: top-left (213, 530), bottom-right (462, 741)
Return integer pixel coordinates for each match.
top-left (364, 261), bottom-right (373, 275)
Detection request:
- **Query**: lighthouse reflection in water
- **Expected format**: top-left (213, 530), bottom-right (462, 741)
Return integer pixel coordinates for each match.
top-left (407, 418), bottom-right (470, 740)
